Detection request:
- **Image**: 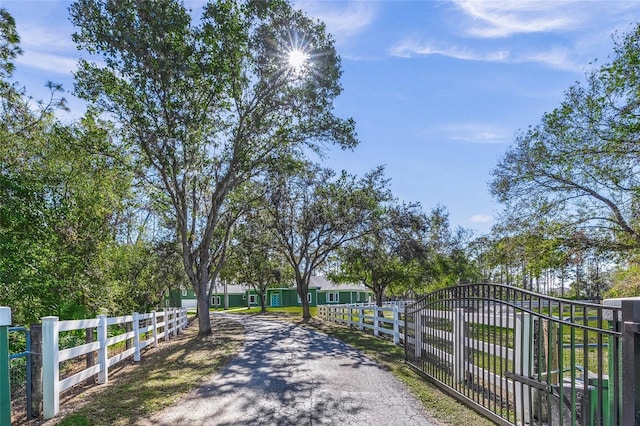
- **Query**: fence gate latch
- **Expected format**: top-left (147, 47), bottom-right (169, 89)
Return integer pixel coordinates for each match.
top-left (504, 371), bottom-right (553, 394)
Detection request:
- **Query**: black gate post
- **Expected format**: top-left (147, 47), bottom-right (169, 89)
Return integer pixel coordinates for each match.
top-left (621, 299), bottom-right (640, 425)
top-left (30, 324), bottom-right (42, 419)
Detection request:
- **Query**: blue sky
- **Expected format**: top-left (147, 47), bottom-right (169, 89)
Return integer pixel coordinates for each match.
top-left (3, 1), bottom-right (640, 235)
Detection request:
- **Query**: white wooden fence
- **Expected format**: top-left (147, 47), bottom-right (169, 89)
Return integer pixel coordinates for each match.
top-left (42, 308), bottom-right (188, 419)
top-left (317, 303), bottom-right (406, 344)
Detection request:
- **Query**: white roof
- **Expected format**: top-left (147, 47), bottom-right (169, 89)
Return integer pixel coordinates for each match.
top-left (309, 276), bottom-right (368, 292)
top-left (208, 276), bottom-right (368, 294)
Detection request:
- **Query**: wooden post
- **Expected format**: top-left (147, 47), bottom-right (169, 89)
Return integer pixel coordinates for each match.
top-left (85, 327), bottom-right (95, 385)
top-left (30, 324), bottom-right (43, 418)
top-left (125, 321), bottom-right (132, 350)
top-left (543, 320), bottom-right (559, 384)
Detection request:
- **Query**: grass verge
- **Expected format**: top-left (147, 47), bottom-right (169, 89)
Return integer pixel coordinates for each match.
top-left (36, 315), bottom-right (244, 426)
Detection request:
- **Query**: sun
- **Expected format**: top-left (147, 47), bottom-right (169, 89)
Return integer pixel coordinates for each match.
top-left (287, 48), bottom-right (310, 73)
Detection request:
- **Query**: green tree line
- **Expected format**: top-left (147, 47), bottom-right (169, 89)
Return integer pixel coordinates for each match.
top-left (4, 1), bottom-right (640, 334)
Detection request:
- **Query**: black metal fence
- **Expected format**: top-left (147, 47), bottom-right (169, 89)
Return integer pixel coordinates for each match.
top-left (405, 283), bottom-right (625, 425)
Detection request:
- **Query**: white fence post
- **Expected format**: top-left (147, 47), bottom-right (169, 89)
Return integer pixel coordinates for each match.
top-left (393, 305), bottom-right (400, 345)
top-left (453, 308), bottom-right (466, 384)
top-left (515, 313), bottom-right (532, 423)
top-left (152, 310), bottom-right (158, 348)
top-left (173, 309), bottom-right (178, 336)
top-left (133, 312), bottom-right (141, 362)
top-left (42, 316), bottom-right (59, 420)
top-left (358, 306), bottom-right (364, 330)
top-left (164, 309), bottom-right (169, 342)
top-left (97, 314), bottom-right (108, 385)
top-left (373, 305), bottom-right (380, 337)
top-left (414, 310), bottom-right (422, 358)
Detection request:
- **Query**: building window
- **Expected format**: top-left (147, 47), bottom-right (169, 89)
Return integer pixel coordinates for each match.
top-left (181, 289), bottom-right (187, 297)
top-left (211, 296), bottom-right (221, 306)
top-left (297, 293), bottom-right (313, 304)
top-left (328, 292), bottom-right (339, 303)
top-left (249, 294), bottom-right (257, 305)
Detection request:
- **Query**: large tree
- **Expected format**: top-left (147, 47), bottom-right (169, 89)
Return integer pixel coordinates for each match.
top-left (265, 164), bottom-right (390, 320)
top-left (330, 202), bottom-right (426, 306)
top-left (70, 0), bottom-right (356, 334)
top-left (491, 23), bottom-right (640, 258)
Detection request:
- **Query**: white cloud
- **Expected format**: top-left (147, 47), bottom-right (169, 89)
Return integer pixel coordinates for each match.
top-left (17, 24), bottom-right (75, 51)
top-left (450, 0), bottom-right (583, 38)
top-left (389, 38), bottom-right (588, 72)
top-left (389, 39), bottom-right (509, 62)
top-left (16, 51), bottom-right (77, 76)
top-left (440, 123), bottom-right (511, 144)
top-left (450, 0), bottom-right (639, 39)
top-left (470, 214), bottom-right (493, 223)
top-left (294, 1), bottom-right (377, 43)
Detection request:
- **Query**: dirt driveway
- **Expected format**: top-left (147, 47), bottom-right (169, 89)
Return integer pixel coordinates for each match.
top-left (138, 313), bottom-right (440, 425)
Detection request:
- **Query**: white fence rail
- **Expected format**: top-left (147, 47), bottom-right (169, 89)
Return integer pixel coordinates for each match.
top-left (42, 308), bottom-right (188, 419)
top-left (318, 303), bottom-right (406, 344)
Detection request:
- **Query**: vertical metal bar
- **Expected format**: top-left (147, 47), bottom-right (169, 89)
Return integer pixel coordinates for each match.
top-left (25, 328), bottom-right (32, 420)
top-left (570, 304), bottom-right (577, 425)
top-left (597, 308), bottom-right (603, 426)
top-left (0, 308), bottom-right (11, 426)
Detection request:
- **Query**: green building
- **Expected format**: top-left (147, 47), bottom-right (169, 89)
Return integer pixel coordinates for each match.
top-left (163, 276), bottom-right (372, 309)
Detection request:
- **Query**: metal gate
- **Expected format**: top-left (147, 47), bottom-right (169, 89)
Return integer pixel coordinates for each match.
top-left (9, 326), bottom-right (32, 423)
top-left (405, 283), bottom-right (622, 425)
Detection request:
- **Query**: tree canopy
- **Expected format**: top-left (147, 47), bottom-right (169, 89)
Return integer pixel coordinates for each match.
top-left (491, 23), bottom-right (640, 257)
top-left (70, 0), bottom-right (357, 334)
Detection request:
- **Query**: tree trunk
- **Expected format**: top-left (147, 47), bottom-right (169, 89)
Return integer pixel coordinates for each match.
top-left (301, 297), bottom-right (311, 321)
top-left (375, 288), bottom-right (384, 307)
top-left (260, 290), bottom-right (267, 312)
top-left (297, 280), bottom-right (311, 322)
top-left (197, 292), bottom-right (211, 336)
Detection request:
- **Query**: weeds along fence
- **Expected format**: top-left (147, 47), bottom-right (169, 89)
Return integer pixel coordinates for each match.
top-left (38, 308), bottom-right (188, 420)
top-left (317, 302), bottom-right (408, 344)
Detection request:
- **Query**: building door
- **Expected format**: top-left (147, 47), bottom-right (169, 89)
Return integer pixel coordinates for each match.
top-left (271, 293), bottom-right (280, 307)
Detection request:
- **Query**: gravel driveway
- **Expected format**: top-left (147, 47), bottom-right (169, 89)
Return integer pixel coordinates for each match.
top-left (139, 314), bottom-right (440, 426)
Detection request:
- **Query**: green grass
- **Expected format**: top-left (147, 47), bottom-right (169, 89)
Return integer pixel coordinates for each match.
top-left (47, 315), bottom-right (244, 426)
top-left (226, 305), bottom-right (319, 317)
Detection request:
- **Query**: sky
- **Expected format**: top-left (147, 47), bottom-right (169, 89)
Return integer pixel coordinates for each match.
top-left (2, 0), bottom-right (640, 235)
